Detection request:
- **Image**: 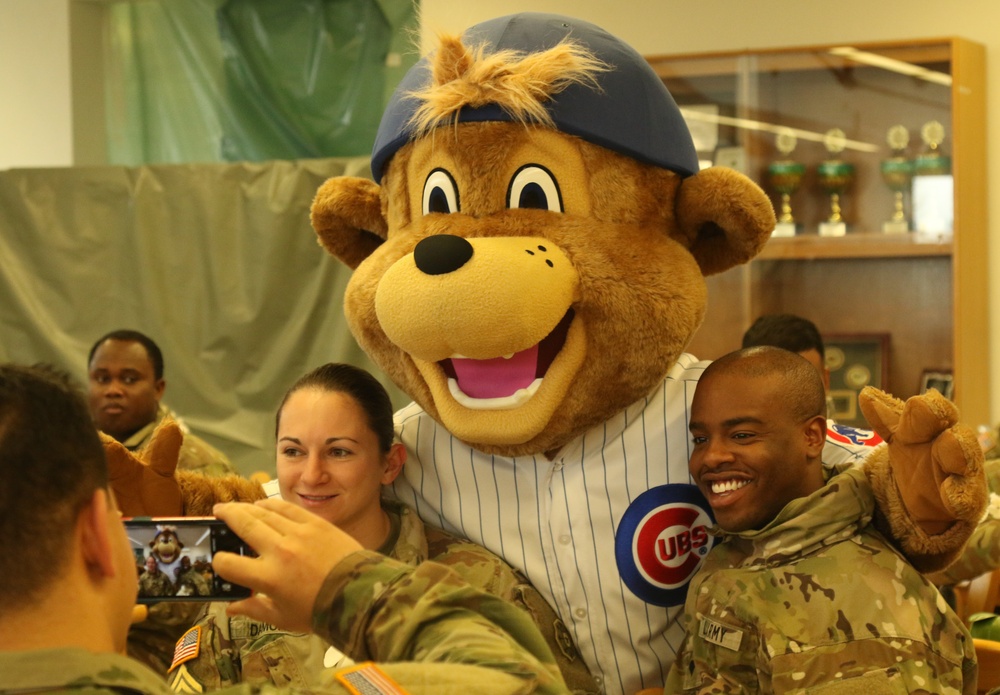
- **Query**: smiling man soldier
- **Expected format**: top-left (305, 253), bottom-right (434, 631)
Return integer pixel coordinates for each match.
top-left (666, 346), bottom-right (976, 694)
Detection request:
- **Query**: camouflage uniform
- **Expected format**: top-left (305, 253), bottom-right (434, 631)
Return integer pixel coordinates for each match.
top-left (931, 459), bottom-right (1000, 586)
top-left (175, 567), bottom-right (211, 597)
top-left (174, 501), bottom-right (597, 693)
top-left (124, 403), bottom-right (236, 477)
top-left (665, 465), bottom-right (977, 694)
top-left (139, 568), bottom-right (176, 599)
top-left (0, 554), bottom-right (569, 695)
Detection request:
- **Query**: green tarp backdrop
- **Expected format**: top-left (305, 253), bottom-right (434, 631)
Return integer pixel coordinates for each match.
top-left (0, 158), bottom-right (408, 475)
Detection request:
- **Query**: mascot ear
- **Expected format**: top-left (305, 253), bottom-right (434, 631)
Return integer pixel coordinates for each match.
top-left (674, 166), bottom-right (776, 276)
top-left (311, 177), bottom-right (388, 270)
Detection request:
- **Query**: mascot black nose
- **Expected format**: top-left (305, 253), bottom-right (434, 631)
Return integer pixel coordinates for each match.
top-left (413, 234), bottom-right (474, 276)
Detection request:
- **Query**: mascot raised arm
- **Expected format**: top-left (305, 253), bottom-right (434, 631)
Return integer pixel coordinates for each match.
top-left (113, 13), bottom-right (986, 695)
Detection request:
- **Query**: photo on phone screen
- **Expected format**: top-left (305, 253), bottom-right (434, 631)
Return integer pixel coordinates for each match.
top-left (125, 518), bottom-right (253, 603)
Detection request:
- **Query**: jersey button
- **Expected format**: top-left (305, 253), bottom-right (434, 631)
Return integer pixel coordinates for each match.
top-left (573, 607), bottom-right (587, 620)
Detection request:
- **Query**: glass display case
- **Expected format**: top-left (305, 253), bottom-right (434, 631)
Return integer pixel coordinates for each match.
top-left (646, 38), bottom-right (988, 424)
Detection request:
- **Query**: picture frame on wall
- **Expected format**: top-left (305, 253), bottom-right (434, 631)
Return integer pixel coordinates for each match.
top-left (822, 333), bottom-right (890, 427)
top-left (919, 369), bottom-right (954, 399)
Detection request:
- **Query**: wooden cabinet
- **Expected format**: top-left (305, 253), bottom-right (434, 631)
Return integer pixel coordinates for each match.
top-left (646, 38), bottom-right (988, 425)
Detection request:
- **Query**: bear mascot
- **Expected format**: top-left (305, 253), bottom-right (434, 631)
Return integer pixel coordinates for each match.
top-left (147, 525), bottom-right (184, 578)
top-left (108, 13), bottom-right (986, 695)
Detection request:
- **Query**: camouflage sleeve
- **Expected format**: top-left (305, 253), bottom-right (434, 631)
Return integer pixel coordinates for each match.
top-left (208, 663), bottom-right (541, 695)
top-left (929, 493), bottom-right (1000, 585)
top-left (177, 432), bottom-right (239, 477)
top-left (424, 525), bottom-right (598, 695)
top-left (311, 550), bottom-right (569, 695)
top-left (166, 602), bottom-right (236, 691)
top-left (127, 601), bottom-right (206, 675)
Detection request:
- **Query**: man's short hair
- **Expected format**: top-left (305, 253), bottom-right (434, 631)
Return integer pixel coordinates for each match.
top-left (0, 363), bottom-right (108, 604)
top-left (742, 314), bottom-right (825, 359)
top-left (87, 329), bottom-right (165, 380)
top-left (704, 346), bottom-right (826, 423)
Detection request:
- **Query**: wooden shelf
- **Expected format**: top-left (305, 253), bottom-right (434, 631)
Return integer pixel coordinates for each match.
top-left (647, 41), bottom-right (952, 80)
top-left (758, 232), bottom-right (952, 260)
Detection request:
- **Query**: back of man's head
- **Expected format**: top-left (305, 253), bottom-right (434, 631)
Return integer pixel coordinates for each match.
top-left (0, 364), bottom-right (108, 604)
top-left (742, 314), bottom-right (825, 360)
top-left (88, 329), bottom-right (164, 380)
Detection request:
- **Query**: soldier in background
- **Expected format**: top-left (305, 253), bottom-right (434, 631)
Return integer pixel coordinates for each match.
top-left (87, 329), bottom-right (236, 477)
top-left (138, 554), bottom-right (175, 599)
top-left (665, 347), bottom-right (975, 693)
top-left (173, 556), bottom-right (210, 597)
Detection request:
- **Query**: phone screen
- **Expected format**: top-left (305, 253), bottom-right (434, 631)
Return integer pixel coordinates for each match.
top-left (125, 518), bottom-right (253, 603)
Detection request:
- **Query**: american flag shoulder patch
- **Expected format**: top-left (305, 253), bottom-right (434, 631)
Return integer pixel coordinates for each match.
top-left (335, 662), bottom-right (408, 695)
top-left (169, 625), bottom-right (202, 672)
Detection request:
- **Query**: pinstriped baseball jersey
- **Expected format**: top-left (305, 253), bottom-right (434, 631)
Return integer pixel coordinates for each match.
top-left (390, 353), bottom-right (868, 695)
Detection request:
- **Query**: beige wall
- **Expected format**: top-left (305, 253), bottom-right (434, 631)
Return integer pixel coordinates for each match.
top-left (420, 0), bottom-right (1000, 426)
top-left (2, 0), bottom-right (996, 422)
top-left (0, 0), bottom-right (74, 168)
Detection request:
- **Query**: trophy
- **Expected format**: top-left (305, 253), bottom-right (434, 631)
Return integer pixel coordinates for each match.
top-left (914, 120), bottom-right (951, 176)
top-left (816, 128), bottom-right (854, 237)
top-left (880, 125), bottom-right (913, 234)
top-left (767, 128), bottom-right (805, 237)
top-left (912, 119), bottom-right (954, 240)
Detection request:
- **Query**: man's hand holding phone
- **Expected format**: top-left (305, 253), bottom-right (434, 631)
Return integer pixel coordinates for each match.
top-left (212, 498), bottom-right (364, 633)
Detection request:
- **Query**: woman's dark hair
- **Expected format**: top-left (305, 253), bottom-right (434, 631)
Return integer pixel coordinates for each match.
top-left (275, 363), bottom-right (395, 453)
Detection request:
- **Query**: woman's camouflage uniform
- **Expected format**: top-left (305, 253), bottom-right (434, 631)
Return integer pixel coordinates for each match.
top-left (666, 465), bottom-right (977, 694)
top-left (172, 501), bottom-right (597, 693)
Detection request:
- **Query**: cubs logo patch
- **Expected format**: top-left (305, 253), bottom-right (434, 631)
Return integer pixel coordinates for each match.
top-left (828, 423), bottom-right (883, 447)
top-left (615, 484), bottom-right (715, 607)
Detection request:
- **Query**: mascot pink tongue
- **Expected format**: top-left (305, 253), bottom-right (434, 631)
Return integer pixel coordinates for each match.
top-left (448, 347), bottom-right (538, 399)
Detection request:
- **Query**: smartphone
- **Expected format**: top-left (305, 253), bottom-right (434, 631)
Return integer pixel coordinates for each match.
top-left (124, 517), bottom-right (254, 603)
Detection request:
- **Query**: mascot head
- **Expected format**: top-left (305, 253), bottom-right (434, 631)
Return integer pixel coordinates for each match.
top-left (311, 13), bottom-right (774, 456)
top-left (148, 525), bottom-right (184, 565)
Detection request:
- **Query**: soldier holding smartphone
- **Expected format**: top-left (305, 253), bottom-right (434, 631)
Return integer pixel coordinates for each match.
top-left (0, 363), bottom-right (568, 695)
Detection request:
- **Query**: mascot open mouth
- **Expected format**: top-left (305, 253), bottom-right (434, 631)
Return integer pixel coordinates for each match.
top-left (440, 309), bottom-right (574, 409)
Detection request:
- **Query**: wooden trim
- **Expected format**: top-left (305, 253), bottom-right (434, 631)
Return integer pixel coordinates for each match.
top-left (950, 37), bottom-right (989, 425)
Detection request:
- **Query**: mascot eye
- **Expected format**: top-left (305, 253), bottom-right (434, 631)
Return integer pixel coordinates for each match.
top-left (422, 168), bottom-right (460, 215)
top-left (507, 165), bottom-right (562, 212)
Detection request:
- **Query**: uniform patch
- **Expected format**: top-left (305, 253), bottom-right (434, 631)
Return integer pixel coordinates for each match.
top-left (614, 484), bottom-right (715, 606)
top-left (168, 663), bottom-right (204, 693)
top-left (169, 626), bottom-right (202, 672)
top-left (229, 616), bottom-right (279, 641)
top-left (335, 662), bottom-right (407, 695)
top-left (828, 423), bottom-right (883, 447)
top-left (698, 616), bottom-right (743, 651)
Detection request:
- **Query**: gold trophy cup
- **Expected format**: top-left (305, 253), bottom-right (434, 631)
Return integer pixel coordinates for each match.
top-left (817, 128), bottom-right (855, 237)
top-left (880, 125), bottom-right (913, 234)
top-left (767, 128), bottom-right (805, 237)
top-left (912, 119), bottom-right (954, 240)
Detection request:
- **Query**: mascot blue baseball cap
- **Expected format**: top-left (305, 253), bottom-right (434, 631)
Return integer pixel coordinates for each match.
top-left (370, 12), bottom-right (699, 181)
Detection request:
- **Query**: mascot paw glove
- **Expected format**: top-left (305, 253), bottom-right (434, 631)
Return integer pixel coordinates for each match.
top-left (859, 385), bottom-right (987, 534)
top-left (104, 418), bottom-right (184, 517)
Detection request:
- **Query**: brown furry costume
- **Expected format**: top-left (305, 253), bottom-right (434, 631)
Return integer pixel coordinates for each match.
top-left (109, 12), bottom-right (985, 695)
